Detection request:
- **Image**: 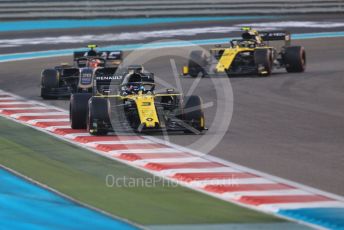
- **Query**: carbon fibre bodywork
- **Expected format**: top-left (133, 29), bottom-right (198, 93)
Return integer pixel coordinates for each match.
top-left (40, 49), bottom-right (122, 99)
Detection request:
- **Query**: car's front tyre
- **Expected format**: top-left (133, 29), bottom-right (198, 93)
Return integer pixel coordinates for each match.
top-left (70, 93), bottom-right (92, 129)
top-left (87, 97), bottom-right (111, 135)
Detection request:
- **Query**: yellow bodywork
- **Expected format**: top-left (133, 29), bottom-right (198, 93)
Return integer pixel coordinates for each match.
top-left (87, 44), bottom-right (97, 49)
top-left (132, 93), bottom-right (159, 128)
top-left (183, 28), bottom-right (277, 75)
top-left (95, 92), bottom-right (181, 128)
top-left (182, 66), bottom-right (189, 75)
top-left (213, 47), bottom-right (254, 73)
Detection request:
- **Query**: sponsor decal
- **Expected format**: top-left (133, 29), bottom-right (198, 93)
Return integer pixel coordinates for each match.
top-left (96, 75), bottom-right (123, 81)
top-left (80, 70), bottom-right (93, 85)
top-left (142, 102), bottom-right (151, 106)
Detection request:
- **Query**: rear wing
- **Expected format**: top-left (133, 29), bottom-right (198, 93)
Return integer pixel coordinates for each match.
top-left (73, 51), bottom-right (123, 61)
top-left (259, 31), bottom-right (291, 46)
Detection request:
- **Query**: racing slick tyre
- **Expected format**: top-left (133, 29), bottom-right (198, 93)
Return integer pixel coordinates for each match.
top-left (182, 95), bottom-right (205, 133)
top-left (284, 46), bottom-right (306, 73)
top-left (188, 51), bottom-right (207, 78)
top-left (87, 97), bottom-right (111, 135)
top-left (70, 93), bottom-right (92, 129)
top-left (254, 49), bottom-right (273, 76)
top-left (41, 69), bottom-right (59, 99)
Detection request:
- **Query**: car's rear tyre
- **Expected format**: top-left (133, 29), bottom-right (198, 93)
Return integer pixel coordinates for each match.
top-left (254, 49), bottom-right (273, 76)
top-left (284, 46), bottom-right (306, 73)
top-left (41, 69), bottom-right (59, 99)
top-left (182, 95), bottom-right (205, 133)
top-left (87, 97), bottom-right (111, 135)
top-left (188, 51), bottom-right (207, 78)
top-left (70, 93), bottom-right (92, 129)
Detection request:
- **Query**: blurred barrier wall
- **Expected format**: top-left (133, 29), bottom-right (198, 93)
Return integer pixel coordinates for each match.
top-left (0, 0), bottom-right (343, 19)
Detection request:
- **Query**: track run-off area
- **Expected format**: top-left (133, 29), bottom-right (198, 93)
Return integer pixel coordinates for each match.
top-left (0, 14), bottom-right (344, 229)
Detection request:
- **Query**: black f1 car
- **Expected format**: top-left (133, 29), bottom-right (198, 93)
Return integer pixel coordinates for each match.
top-left (69, 65), bottom-right (205, 135)
top-left (40, 45), bottom-right (122, 99)
top-left (183, 27), bottom-right (306, 77)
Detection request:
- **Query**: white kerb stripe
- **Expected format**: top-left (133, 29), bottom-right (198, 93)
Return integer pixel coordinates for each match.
top-left (222, 189), bottom-right (313, 200)
top-left (0, 97), bottom-right (17, 100)
top-left (109, 148), bottom-right (182, 155)
top-left (160, 167), bottom-right (241, 176)
top-left (85, 139), bottom-right (153, 147)
top-left (11, 112), bottom-right (67, 118)
top-left (64, 133), bottom-right (90, 139)
top-left (0, 101), bottom-right (28, 105)
top-left (0, 106), bottom-right (46, 111)
top-left (27, 118), bottom-right (69, 125)
top-left (191, 178), bottom-right (274, 187)
top-left (134, 157), bottom-right (210, 166)
top-left (45, 125), bottom-right (71, 131)
top-left (259, 201), bottom-right (344, 212)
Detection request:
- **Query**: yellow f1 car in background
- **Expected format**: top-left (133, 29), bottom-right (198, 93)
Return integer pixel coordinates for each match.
top-left (183, 27), bottom-right (306, 77)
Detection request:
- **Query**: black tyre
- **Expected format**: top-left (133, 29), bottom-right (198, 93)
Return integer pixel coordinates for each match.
top-left (254, 49), bottom-right (273, 76)
top-left (42, 69), bottom-right (59, 88)
top-left (182, 95), bottom-right (205, 133)
top-left (41, 69), bottom-right (59, 99)
top-left (87, 97), bottom-right (111, 135)
top-left (40, 88), bottom-right (56, 100)
top-left (284, 46), bottom-right (306, 73)
top-left (188, 51), bottom-right (207, 78)
top-left (70, 93), bottom-right (92, 129)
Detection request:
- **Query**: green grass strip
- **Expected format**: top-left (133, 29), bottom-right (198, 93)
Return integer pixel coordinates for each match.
top-left (0, 116), bottom-right (283, 225)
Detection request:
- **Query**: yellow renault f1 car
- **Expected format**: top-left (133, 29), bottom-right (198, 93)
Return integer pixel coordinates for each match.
top-left (183, 27), bottom-right (306, 77)
top-left (70, 65), bottom-right (205, 135)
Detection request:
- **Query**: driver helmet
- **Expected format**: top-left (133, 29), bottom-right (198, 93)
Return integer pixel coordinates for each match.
top-left (242, 31), bottom-right (256, 40)
top-left (123, 73), bottom-right (144, 94)
top-left (86, 44), bottom-right (98, 57)
top-left (126, 84), bottom-right (145, 94)
top-left (87, 49), bottom-right (97, 57)
top-left (89, 59), bottom-right (101, 68)
top-left (242, 30), bottom-right (262, 44)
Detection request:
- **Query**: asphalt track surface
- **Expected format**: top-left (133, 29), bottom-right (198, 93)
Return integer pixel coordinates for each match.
top-left (0, 14), bottom-right (343, 197)
top-left (1, 14), bottom-right (344, 54)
